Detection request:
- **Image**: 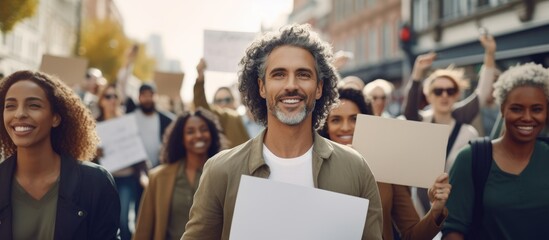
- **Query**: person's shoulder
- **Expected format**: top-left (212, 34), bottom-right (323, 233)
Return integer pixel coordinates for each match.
top-left (78, 160), bottom-right (114, 178)
top-left (157, 110), bottom-right (175, 121)
top-left (321, 138), bottom-right (365, 164)
top-left (76, 160), bottom-right (116, 187)
top-left (420, 110), bottom-right (433, 122)
top-left (203, 138), bottom-right (255, 173)
top-left (453, 144), bottom-right (474, 170)
top-left (148, 162), bottom-right (177, 177)
top-left (535, 138), bottom-right (549, 152)
top-left (460, 123), bottom-right (479, 137)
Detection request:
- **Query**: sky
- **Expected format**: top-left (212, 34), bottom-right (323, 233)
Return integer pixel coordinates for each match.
top-left (114, 0), bottom-right (293, 103)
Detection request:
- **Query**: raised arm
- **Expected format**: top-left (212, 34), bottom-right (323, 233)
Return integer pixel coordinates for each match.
top-left (193, 58), bottom-right (212, 111)
top-left (452, 34), bottom-right (497, 123)
top-left (403, 53), bottom-right (436, 121)
top-left (393, 173), bottom-right (450, 240)
top-left (476, 34), bottom-right (497, 108)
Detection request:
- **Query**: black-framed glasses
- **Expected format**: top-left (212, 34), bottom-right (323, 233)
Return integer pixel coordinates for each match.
top-left (104, 94), bottom-right (118, 100)
top-left (432, 87), bottom-right (458, 96)
top-left (214, 97), bottom-right (234, 105)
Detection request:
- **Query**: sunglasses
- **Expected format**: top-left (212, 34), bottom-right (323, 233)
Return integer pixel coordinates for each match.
top-left (104, 94), bottom-right (118, 100)
top-left (432, 87), bottom-right (458, 96)
top-left (371, 95), bottom-right (386, 101)
top-left (214, 97), bottom-right (234, 105)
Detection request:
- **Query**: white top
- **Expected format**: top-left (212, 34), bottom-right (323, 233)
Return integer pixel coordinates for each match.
top-left (263, 144), bottom-right (314, 188)
top-left (412, 117), bottom-right (478, 217)
top-left (133, 110), bottom-right (162, 167)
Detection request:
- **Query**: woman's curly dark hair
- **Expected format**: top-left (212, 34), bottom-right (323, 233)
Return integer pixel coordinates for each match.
top-left (238, 24), bottom-right (340, 130)
top-left (160, 108), bottom-right (226, 164)
top-left (318, 87), bottom-right (373, 139)
top-left (0, 70), bottom-right (99, 160)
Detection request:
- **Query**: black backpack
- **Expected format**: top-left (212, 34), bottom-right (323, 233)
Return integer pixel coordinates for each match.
top-left (468, 136), bottom-right (549, 239)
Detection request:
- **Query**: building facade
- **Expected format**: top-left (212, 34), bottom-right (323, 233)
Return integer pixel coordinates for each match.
top-left (0, 0), bottom-right (80, 75)
top-left (408, 0), bottom-right (549, 72)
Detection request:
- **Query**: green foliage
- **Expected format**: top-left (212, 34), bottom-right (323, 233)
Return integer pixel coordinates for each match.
top-left (0, 0), bottom-right (38, 33)
top-left (79, 19), bottom-right (156, 83)
top-left (79, 19), bottom-right (131, 82)
top-left (132, 43), bottom-right (156, 82)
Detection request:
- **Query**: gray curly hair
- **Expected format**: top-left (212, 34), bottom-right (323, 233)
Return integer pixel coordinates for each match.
top-left (237, 24), bottom-right (340, 130)
top-left (493, 62), bottom-right (549, 105)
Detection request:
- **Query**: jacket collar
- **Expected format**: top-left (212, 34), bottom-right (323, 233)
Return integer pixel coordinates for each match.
top-left (0, 156), bottom-right (16, 239)
top-left (0, 156), bottom-right (16, 213)
top-left (247, 128), bottom-right (334, 187)
top-left (0, 155), bottom-right (86, 239)
top-left (54, 155), bottom-right (86, 240)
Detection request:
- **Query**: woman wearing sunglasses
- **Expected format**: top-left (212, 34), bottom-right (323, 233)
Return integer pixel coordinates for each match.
top-left (96, 84), bottom-right (148, 240)
top-left (405, 63), bottom-right (480, 217)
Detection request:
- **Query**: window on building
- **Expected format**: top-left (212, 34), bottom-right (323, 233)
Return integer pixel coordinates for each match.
top-left (14, 35), bottom-right (22, 58)
top-left (346, 37), bottom-right (355, 67)
top-left (355, 0), bottom-right (365, 10)
top-left (368, 28), bottom-right (378, 63)
top-left (335, 0), bottom-right (344, 21)
top-left (413, 0), bottom-right (432, 31)
top-left (356, 31), bottom-right (366, 64)
top-left (382, 22), bottom-right (392, 59)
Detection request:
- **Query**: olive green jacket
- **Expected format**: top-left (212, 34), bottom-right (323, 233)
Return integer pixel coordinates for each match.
top-left (182, 130), bottom-right (383, 240)
top-left (193, 81), bottom-right (249, 148)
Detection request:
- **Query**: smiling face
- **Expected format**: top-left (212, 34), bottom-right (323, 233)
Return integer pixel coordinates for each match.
top-left (3, 80), bottom-right (60, 150)
top-left (426, 77), bottom-right (459, 114)
top-left (183, 115), bottom-right (212, 157)
top-left (501, 86), bottom-right (547, 143)
top-left (258, 45), bottom-right (322, 127)
top-left (326, 99), bottom-right (360, 145)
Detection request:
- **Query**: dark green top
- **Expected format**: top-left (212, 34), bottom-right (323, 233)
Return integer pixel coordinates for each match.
top-left (443, 140), bottom-right (549, 239)
top-left (12, 179), bottom-right (59, 240)
top-left (166, 163), bottom-right (201, 240)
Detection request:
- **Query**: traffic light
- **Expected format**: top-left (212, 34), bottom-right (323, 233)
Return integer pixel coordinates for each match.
top-left (399, 23), bottom-right (415, 59)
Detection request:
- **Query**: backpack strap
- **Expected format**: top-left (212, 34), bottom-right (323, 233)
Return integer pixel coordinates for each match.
top-left (537, 136), bottom-right (549, 145)
top-left (447, 121), bottom-right (462, 158)
top-left (468, 136), bottom-right (492, 238)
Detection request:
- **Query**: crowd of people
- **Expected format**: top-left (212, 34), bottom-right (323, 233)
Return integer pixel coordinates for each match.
top-left (0, 23), bottom-right (548, 240)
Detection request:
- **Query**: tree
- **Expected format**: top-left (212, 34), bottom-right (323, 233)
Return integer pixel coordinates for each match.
top-left (79, 19), bottom-right (131, 82)
top-left (79, 19), bottom-right (155, 83)
top-left (0, 0), bottom-right (38, 33)
top-left (131, 43), bottom-right (156, 82)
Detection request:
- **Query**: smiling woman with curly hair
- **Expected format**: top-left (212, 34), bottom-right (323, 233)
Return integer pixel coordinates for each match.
top-left (0, 70), bottom-right (120, 239)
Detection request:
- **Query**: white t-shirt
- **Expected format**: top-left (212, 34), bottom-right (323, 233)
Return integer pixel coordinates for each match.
top-left (263, 144), bottom-right (314, 188)
top-left (133, 110), bottom-right (162, 167)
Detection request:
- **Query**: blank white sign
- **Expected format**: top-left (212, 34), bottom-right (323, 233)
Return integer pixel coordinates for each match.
top-left (353, 114), bottom-right (450, 188)
top-left (230, 175), bottom-right (369, 240)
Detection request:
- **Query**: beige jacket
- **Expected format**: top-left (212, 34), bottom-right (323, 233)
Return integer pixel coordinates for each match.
top-left (182, 130), bottom-right (383, 240)
top-left (134, 161), bottom-right (181, 240)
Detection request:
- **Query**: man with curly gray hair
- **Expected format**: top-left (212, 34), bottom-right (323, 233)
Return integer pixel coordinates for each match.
top-left (183, 24), bottom-right (383, 240)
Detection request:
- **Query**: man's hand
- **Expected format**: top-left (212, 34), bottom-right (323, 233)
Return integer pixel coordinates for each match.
top-left (412, 52), bottom-right (436, 81)
top-left (196, 58), bottom-right (207, 83)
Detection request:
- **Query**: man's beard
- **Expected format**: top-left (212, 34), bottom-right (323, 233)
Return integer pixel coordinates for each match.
top-left (140, 103), bottom-right (156, 114)
top-left (269, 91), bottom-right (314, 126)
